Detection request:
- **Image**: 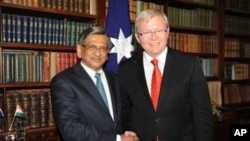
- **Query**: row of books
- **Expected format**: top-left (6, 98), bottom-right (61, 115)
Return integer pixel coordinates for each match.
top-left (224, 62), bottom-right (249, 80)
top-left (129, 0), bottom-right (164, 21)
top-left (224, 39), bottom-right (250, 58)
top-left (168, 7), bottom-right (213, 29)
top-left (176, 0), bottom-right (215, 5)
top-left (168, 32), bottom-right (217, 54)
top-left (225, 0), bottom-right (250, 12)
top-left (0, 88), bottom-right (55, 132)
top-left (224, 84), bottom-right (250, 105)
top-left (225, 15), bottom-right (250, 34)
top-left (200, 58), bottom-right (216, 77)
top-left (2, 49), bottom-right (78, 83)
top-left (105, 0), bottom-right (164, 22)
top-left (2, 0), bottom-right (97, 15)
top-left (2, 13), bottom-right (95, 46)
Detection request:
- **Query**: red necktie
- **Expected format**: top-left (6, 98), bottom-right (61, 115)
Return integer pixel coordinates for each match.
top-left (151, 59), bottom-right (162, 111)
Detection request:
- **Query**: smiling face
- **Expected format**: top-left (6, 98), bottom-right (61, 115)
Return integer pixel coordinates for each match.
top-left (135, 15), bottom-right (169, 58)
top-left (76, 34), bottom-right (109, 71)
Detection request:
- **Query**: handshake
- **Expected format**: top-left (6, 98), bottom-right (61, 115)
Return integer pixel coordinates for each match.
top-left (121, 131), bottom-right (139, 141)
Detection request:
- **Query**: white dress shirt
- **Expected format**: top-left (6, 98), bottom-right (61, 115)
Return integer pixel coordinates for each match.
top-left (143, 47), bottom-right (167, 95)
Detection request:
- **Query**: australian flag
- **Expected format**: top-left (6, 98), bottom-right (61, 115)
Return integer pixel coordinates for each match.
top-left (105, 0), bottom-right (134, 73)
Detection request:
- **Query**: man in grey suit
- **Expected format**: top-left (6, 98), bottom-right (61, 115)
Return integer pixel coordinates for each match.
top-left (118, 9), bottom-right (215, 141)
top-left (51, 26), bottom-right (138, 141)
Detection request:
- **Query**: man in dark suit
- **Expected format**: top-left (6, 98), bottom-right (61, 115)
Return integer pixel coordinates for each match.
top-left (118, 9), bottom-right (215, 141)
top-left (51, 26), bottom-right (138, 141)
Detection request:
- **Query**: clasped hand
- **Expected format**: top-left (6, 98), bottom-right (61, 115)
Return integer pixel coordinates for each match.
top-left (121, 131), bottom-right (139, 141)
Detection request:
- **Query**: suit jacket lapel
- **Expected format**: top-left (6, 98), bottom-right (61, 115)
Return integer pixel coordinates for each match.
top-left (105, 71), bottom-right (119, 123)
top-left (74, 63), bottom-right (111, 115)
top-left (136, 53), bottom-right (155, 109)
top-left (158, 48), bottom-right (175, 112)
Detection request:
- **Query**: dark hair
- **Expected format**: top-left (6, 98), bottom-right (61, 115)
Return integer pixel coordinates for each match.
top-left (78, 26), bottom-right (111, 48)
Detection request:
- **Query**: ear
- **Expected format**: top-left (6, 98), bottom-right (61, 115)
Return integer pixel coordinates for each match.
top-left (135, 33), bottom-right (141, 44)
top-left (76, 44), bottom-right (82, 58)
top-left (105, 55), bottom-right (109, 61)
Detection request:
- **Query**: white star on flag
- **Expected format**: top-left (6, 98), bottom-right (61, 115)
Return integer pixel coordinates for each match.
top-left (110, 28), bottom-right (134, 64)
top-left (105, 0), bottom-right (134, 73)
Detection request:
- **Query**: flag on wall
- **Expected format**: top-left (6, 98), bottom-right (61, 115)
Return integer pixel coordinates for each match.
top-left (0, 108), bottom-right (4, 118)
top-left (14, 105), bottom-right (26, 119)
top-left (105, 0), bottom-right (134, 73)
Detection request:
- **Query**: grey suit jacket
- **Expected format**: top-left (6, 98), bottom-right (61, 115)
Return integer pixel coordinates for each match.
top-left (51, 62), bottom-right (123, 141)
top-left (118, 47), bottom-right (215, 141)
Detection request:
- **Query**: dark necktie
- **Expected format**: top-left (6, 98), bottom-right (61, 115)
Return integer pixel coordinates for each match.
top-left (151, 59), bottom-right (162, 111)
top-left (95, 73), bottom-right (109, 108)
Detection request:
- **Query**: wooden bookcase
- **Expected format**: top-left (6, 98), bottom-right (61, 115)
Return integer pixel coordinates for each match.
top-left (0, 0), bottom-right (106, 140)
top-left (221, 0), bottom-right (250, 125)
top-left (165, 0), bottom-right (250, 140)
top-left (166, 0), bottom-right (224, 109)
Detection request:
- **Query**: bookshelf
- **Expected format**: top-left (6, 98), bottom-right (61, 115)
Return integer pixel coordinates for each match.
top-left (222, 0), bottom-right (250, 125)
top-left (0, 0), bottom-right (106, 140)
top-left (166, 0), bottom-right (223, 108)
top-left (166, 0), bottom-right (250, 138)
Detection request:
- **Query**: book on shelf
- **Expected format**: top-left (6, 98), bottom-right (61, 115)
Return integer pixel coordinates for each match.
top-left (225, 15), bottom-right (250, 34)
top-left (245, 43), bottom-right (250, 57)
top-left (50, 52), bottom-right (57, 80)
top-left (168, 6), bottom-right (214, 29)
top-left (2, 0), bottom-right (98, 15)
top-left (207, 81), bottom-right (222, 106)
top-left (225, 0), bottom-right (250, 12)
top-left (89, 0), bottom-right (97, 15)
top-left (225, 39), bottom-right (250, 58)
top-left (5, 89), bottom-right (54, 131)
top-left (43, 51), bottom-right (50, 82)
top-left (200, 58), bottom-right (216, 77)
top-left (1, 13), bottom-right (96, 47)
top-left (168, 32), bottom-right (217, 54)
top-left (224, 84), bottom-right (250, 105)
top-left (224, 62), bottom-right (249, 80)
top-left (1, 49), bottom-right (77, 83)
top-left (39, 91), bottom-right (49, 127)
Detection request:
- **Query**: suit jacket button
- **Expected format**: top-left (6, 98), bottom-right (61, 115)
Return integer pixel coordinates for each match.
top-left (155, 117), bottom-right (160, 122)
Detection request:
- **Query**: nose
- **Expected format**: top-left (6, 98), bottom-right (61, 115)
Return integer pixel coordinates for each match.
top-left (93, 48), bottom-right (102, 56)
top-left (151, 31), bottom-right (157, 40)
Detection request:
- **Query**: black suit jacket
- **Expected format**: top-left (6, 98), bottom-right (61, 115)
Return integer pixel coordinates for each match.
top-left (51, 62), bottom-right (123, 141)
top-left (118, 48), bottom-right (215, 141)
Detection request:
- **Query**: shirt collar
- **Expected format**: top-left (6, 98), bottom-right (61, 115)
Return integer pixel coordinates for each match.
top-left (143, 47), bottom-right (168, 66)
top-left (80, 62), bottom-right (104, 78)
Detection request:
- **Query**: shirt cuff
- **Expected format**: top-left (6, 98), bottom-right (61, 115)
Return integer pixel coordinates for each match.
top-left (116, 135), bottom-right (121, 141)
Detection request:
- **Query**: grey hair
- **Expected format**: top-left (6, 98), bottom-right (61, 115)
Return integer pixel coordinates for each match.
top-left (135, 9), bottom-right (169, 31)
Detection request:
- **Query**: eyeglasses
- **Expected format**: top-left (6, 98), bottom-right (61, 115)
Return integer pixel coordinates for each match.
top-left (81, 44), bottom-right (109, 52)
top-left (137, 29), bottom-right (167, 38)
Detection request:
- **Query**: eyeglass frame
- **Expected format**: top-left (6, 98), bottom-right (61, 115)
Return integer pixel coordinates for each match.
top-left (136, 29), bottom-right (168, 38)
top-left (80, 44), bottom-right (110, 52)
